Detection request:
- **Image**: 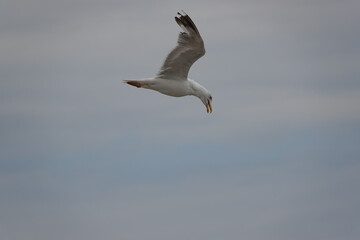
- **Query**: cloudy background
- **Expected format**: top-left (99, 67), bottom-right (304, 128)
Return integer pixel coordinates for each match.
top-left (1, 0), bottom-right (360, 239)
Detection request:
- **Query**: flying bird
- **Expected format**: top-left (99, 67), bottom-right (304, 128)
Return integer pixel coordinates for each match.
top-left (124, 11), bottom-right (213, 113)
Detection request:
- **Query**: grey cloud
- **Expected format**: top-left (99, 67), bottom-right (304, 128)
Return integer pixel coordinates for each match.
top-left (1, 158), bottom-right (359, 240)
top-left (1, 1), bottom-right (360, 239)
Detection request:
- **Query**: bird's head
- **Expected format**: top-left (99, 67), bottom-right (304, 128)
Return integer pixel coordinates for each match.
top-left (201, 93), bottom-right (213, 113)
top-left (189, 79), bottom-right (213, 113)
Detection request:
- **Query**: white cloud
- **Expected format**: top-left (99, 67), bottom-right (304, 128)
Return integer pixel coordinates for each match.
top-left (1, 0), bottom-right (360, 155)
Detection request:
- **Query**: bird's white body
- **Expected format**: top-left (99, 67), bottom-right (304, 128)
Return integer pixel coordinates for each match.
top-left (124, 11), bottom-right (213, 113)
top-left (136, 78), bottom-right (206, 98)
top-left (143, 78), bottom-right (192, 97)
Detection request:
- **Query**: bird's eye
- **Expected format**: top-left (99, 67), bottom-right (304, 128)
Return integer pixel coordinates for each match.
top-left (209, 96), bottom-right (212, 100)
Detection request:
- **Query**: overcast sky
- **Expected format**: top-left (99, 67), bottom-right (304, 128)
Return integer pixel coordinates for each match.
top-left (1, 0), bottom-right (360, 239)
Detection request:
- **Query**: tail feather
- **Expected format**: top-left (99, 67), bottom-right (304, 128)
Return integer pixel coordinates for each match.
top-left (123, 80), bottom-right (146, 88)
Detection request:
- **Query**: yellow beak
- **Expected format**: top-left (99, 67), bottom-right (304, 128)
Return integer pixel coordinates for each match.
top-left (206, 100), bottom-right (212, 113)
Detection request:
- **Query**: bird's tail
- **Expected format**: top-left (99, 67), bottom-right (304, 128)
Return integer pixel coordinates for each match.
top-left (123, 80), bottom-right (149, 88)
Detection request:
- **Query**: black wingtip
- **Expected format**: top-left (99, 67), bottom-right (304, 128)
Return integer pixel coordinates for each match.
top-left (177, 10), bottom-right (188, 17)
top-left (174, 10), bottom-right (200, 35)
top-left (175, 16), bottom-right (181, 25)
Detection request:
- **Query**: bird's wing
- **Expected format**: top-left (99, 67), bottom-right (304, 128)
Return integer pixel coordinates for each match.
top-left (156, 11), bottom-right (205, 80)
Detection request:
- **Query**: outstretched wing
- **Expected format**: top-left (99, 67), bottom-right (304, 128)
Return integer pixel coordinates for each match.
top-left (156, 11), bottom-right (205, 80)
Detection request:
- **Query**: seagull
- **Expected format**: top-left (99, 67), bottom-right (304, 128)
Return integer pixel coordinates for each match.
top-left (124, 11), bottom-right (213, 113)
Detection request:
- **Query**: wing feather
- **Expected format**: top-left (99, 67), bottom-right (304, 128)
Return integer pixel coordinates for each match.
top-left (156, 11), bottom-right (205, 80)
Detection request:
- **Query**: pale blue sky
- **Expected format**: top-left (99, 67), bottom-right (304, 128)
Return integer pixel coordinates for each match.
top-left (1, 0), bottom-right (360, 239)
